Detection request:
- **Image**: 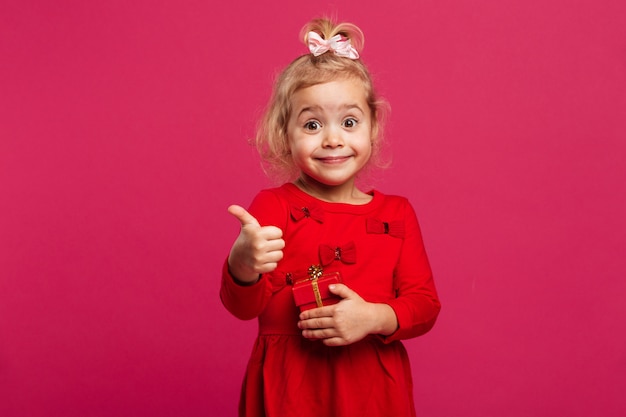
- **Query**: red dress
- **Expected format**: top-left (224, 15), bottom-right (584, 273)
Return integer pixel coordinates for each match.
top-left (221, 183), bottom-right (441, 417)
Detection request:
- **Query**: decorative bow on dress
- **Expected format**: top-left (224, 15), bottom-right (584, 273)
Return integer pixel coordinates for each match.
top-left (319, 242), bottom-right (357, 266)
top-left (290, 204), bottom-right (325, 223)
top-left (366, 218), bottom-right (405, 238)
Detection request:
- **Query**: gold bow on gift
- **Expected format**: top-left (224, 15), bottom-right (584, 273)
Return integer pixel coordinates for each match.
top-left (307, 264), bottom-right (324, 280)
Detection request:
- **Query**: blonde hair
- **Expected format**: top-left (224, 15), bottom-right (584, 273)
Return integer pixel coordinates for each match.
top-left (255, 17), bottom-right (388, 182)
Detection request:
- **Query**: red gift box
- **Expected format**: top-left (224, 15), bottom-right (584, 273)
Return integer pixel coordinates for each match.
top-left (292, 266), bottom-right (342, 312)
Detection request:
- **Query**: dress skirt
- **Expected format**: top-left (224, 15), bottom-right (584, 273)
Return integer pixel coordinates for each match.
top-left (239, 334), bottom-right (416, 417)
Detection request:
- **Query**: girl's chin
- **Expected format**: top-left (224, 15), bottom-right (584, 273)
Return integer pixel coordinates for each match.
top-left (302, 176), bottom-right (355, 188)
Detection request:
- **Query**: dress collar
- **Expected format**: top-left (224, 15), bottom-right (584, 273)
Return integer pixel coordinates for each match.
top-left (281, 182), bottom-right (383, 215)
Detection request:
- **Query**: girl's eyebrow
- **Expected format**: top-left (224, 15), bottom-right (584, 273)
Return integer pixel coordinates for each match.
top-left (296, 105), bottom-right (322, 117)
top-left (342, 104), bottom-right (365, 114)
top-left (296, 103), bottom-right (364, 118)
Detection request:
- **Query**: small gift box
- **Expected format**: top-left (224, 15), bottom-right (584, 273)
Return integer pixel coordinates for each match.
top-left (292, 265), bottom-right (342, 312)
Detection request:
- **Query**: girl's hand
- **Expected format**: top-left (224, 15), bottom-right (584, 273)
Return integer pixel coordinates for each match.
top-left (297, 284), bottom-right (398, 346)
top-left (227, 205), bottom-right (285, 284)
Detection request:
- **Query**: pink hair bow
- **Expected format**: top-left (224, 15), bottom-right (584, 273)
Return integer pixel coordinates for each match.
top-left (307, 31), bottom-right (359, 59)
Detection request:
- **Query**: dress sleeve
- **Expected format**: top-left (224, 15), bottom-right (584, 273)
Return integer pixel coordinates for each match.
top-left (219, 189), bottom-right (288, 320)
top-left (384, 199), bottom-right (441, 342)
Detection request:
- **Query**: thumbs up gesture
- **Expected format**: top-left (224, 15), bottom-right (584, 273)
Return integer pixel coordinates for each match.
top-left (227, 205), bottom-right (285, 284)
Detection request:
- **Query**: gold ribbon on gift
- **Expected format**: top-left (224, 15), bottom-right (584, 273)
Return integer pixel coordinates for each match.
top-left (311, 279), bottom-right (323, 308)
top-left (308, 264), bottom-right (324, 308)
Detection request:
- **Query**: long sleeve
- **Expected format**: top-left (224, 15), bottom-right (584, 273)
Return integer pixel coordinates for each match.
top-left (384, 199), bottom-right (441, 342)
top-left (219, 190), bottom-right (290, 320)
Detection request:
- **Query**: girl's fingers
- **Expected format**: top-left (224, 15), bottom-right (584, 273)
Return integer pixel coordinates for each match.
top-left (264, 239), bottom-right (285, 252)
top-left (258, 250), bottom-right (284, 265)
top-left (298, 316), bottom-right (332, 330)
top-left (258, 225), bottom-right (284, 240)
top-left (298, 305), bottom-right (334, 321)
top-left (256, 262), bottom-right (280, 274)
top-left (322, 337), bottom-right (348, 347)
top-left (301, 327), bottom-right (338, 340)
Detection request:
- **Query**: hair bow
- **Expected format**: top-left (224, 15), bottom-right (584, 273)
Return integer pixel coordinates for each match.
top-left (319, 242), bottom-right (357, 266)
top-left (307, 31), bottom-right (359, 59)
top-left (290, 204), bottom-right (325, 223)
top-left (366, 218), bottom-right (405, 238)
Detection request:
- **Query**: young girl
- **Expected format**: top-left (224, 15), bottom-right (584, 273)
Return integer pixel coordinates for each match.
top-left (221, 17), bottom-right (441, 417)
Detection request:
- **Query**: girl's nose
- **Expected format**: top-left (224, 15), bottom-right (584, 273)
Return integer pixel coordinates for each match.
top-left (322, 128), bottom-right (344, 148)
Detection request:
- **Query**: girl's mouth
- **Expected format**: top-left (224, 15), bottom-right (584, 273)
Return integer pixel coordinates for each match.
top-left (316, 156), bottom-right (351, 163)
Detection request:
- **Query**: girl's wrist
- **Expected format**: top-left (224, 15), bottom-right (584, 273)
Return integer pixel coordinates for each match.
top-left (227, 262), bottom-right (261, 286)
top-left (372, 303), bottom-right (399, 336)
top-left (233, 274), bottom-right (261, 286)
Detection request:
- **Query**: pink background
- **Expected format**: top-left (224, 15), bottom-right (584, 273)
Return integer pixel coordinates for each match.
top-left (1, 1), bottom-right (625, 416)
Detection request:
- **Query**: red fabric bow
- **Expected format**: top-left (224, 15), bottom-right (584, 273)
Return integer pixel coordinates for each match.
top-left (319, 242), bottom-right (357, 266)
top-left (366, 218), bottom-right (405, 238)
top-left (290, 204), bottom-right (324, 223)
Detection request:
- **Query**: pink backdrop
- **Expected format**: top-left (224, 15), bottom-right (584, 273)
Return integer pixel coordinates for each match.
top-left (1, 1), bottom-right (625, 416)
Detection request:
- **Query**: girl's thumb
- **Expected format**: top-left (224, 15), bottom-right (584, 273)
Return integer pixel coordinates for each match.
top-left (228, 205), bottom-right (261, 227)
top-left (329, 283), bottom-right (353, 299)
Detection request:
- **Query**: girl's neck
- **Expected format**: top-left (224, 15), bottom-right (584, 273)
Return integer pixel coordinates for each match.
top-left (294, 176), bottom-right (372, 205)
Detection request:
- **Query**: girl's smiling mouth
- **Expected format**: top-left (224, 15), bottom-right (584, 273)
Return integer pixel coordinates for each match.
top-left (316, 155), bottom-right (352, 163)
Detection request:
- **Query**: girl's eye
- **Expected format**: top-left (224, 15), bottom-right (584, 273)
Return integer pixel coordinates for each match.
top-left (343, 118), bottom-right (358, 128)
top-left (304, 121), bottom-right (321, 131)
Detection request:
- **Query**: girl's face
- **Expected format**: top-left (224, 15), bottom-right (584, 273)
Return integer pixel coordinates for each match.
top-left (287, 78), bottom-right (372, 193)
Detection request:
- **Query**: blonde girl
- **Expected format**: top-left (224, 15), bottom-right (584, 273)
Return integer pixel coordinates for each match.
top-left (221, 17), bottom-right (441, 417)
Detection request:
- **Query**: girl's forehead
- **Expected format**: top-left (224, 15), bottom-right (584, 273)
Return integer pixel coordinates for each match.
top-left (290, 79), bottom-right (368, 110)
